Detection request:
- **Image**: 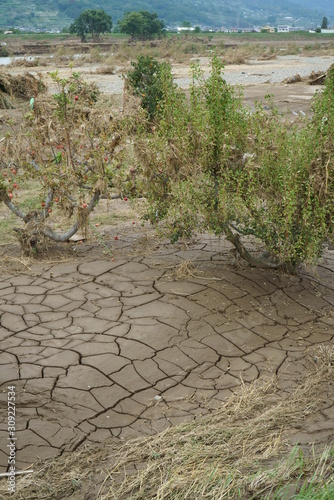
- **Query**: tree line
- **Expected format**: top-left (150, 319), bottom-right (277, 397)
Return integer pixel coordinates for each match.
top-left (69, 9), bottom-right (165, 41)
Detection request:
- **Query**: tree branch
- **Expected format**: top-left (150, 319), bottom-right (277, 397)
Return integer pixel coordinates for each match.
top-left (224, 224), bottom-right (282, 269)
top-left (3, 199), bottom-right (26, 220)
top-left (43, 221), bottom-right (80, 242)
top-left (42, 189), bottom-right (100, 242)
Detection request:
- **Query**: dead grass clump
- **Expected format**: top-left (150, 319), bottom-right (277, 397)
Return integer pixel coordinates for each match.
top-left (99, 345), bottom-right (334, 499)
top-left (0, 45), bottom-right (10, 57)
top-left (0, 255), bottom-right (35, 274)
top-left (8, 57), bottom-right (49, 68)
top-left (182, 42), bottom-right (206, 55)
top-left (222, 46), bottom-right (250, 65)
top-left (0, 71), bottom-right (46, 108)
top-left (8, 58), bottom-right (36, 68)
top-left (86, 46), bottom-right (105, 63)
top-left (285, 42), bottom-right (302, 55)
top-left (112, 38), bottom-right (216, 65)
top-left (285, 68), bottom-right (329, 86)
top-left (0, 446), bottom-right (110, 499)
top-left (303, 42), bottom-right (322, 53)
top-left (0, 250), bottom-right (80, 275)
top-left (308, 70), bottom-right (327, 85)
top-left (257, 51), bottom-right (277, 61)
top-left (301, 42), bottom-right (334, 55)
top-left (164, 259), bottom-right (205, 280)
top-left (95, 65), bottom-right (115, 75)
top-left (4, 345), bottom-right (333, 499)
top-left (221, 44), bottom-right (266, 65)
top-left (0, 91), bottom-right (14, 109)
top-left (13, 221), bottom-right (49, 256)
top-left (114, 43), bottom-right (159, 64)
top-left (284, 73), bottom-right (302, 84)
top-left (53, 45), bottom-right (76, 62)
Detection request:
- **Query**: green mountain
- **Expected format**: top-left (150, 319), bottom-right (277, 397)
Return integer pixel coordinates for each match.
top-left (0, 0), bottom-right (332, 31)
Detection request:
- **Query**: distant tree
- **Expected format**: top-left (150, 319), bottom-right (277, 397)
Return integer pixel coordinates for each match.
top-left (321, 16), bottom-right (328, 29)
top-left (117, 11), bottom-right (165, 40)
top-left (69, 9), bottom-right (112, 42)
top-left (194, 26), bottom-right (201, 33)
top-left (181, 21), bottom-right (192, 28)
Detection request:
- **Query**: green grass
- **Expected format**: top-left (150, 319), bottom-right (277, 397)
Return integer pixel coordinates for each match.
top-left (0, 178), bottom-right (50, 244)
top-left (252, 445), bottom-right (334, 499)
top-left (0, 33), bottom-right (71, 42)
top-left (0, 186), bottom-right (134, 247)
top-left (0, 32), bottom-right (127, 43)
top-left (0, 213), bottom-right (21, 244)
top-left (272, 481), bottom-right (334, 499)
top-left (1, 31), bottom-right (333, 44)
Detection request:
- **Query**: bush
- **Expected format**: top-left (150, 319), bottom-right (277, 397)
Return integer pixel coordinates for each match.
top-left (129, 55), bottom-right (334, 270)
top-left (0, 71), bottom-right (129, 254)
top-left (125, 55), bottom-right (174, 120)
top-left (0, 45), bottom-right (9, 57)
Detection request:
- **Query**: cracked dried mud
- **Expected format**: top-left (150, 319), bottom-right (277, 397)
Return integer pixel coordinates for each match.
top-left (1, 223), bottom-right (334, 476)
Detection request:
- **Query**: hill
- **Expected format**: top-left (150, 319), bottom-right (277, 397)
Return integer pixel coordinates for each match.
top-left (0, 0), bottom-right (333, 32)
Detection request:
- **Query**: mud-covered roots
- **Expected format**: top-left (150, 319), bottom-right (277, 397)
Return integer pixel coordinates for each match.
top-left (77, 207), bottom-right (89, 239)
top-left (13, 222), bottom-right (48, 256)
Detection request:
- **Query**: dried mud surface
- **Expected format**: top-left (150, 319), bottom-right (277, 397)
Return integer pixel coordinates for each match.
top-left (0, 221), bottom-right (334, 472)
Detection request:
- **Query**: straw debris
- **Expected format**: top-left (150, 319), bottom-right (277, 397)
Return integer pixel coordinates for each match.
top-left (0, 71), bottom-right (46, 108)
top-left (164, 259), bottom-right (205, 280)
top-left (2, 345), bottom-right (333, 499)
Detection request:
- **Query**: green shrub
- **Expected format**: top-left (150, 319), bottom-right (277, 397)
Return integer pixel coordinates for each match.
top-left (130, 55), bottom-right (334, 270)
top-left (125, 55), bottom-right (174, 120)
top-left (0, 45), bottom-right (9, 57)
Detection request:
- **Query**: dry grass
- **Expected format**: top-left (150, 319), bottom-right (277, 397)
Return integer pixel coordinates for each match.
top-left (0, 253), bottom-right (76, 276)
top-left (2, 345), bottom-right (333, 499)
top-left (301, 42), bottom-right (334, 56)
top-left (163, 258), bottom-right (206, 280)
top-left (6, 56), bottom-right (48, 68)
top-left (3, 37), bottom-right (334, 78)
top-left (0, 71), bottom-right (46, 108)
top-left (99, 345), bottom-right (334, 499)
top-left (111, 37), bottom-right (216, 65)
top-left (95, 65), bottom-right (115, 75)
top-left (222, 46), bottom-right (250, 65)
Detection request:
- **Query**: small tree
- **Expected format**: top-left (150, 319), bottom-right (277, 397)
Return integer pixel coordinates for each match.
top-left (128, 56), bottom-right (334, 271)
top-left (321, 16), bottom-right (328, 29)
top-left (0, 72), bottom-right (131, 255)
top-left (117, 11), bottom-right (165, 40)
top-left (69, 9), bottom-right (112, 42)
top-left (125, 56), bottom-right (174, 120)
